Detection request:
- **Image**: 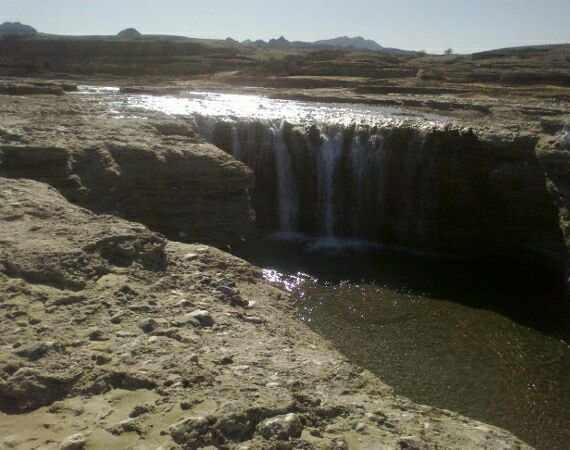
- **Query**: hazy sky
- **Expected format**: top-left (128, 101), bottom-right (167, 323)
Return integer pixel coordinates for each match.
top-left (2, 0), bottom-right (569, 54)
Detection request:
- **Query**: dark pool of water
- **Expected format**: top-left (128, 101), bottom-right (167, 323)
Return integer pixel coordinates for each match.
top-left (236, 237), bottom-right (570, 450)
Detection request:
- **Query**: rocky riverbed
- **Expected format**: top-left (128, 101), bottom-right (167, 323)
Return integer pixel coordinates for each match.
top-left (0, 80), bottom-right (552, 449)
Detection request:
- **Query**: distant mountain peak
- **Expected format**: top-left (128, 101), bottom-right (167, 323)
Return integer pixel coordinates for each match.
top-left (0, 22), bottom-right (37, 37)
top-left (267, 36), bottom-right (291, 47)
top-left (313, 36), bottom-right (384, 51)
top-left (118, 28), bottom-right (142, 39)
top-left (242, 35), bottom-right (386, 52)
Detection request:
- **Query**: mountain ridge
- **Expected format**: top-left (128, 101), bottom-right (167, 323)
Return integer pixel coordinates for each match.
top-left (241, 35), bottom-right (416, 54)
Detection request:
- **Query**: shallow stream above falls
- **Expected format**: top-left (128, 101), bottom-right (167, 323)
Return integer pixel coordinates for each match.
top-left (80, 86), bottom-right (570, 449)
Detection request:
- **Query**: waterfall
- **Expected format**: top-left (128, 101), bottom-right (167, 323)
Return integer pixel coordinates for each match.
top-left (231, 126), bottom-right (242, 160)
top-left (272, 122), bottom-right (298, 232)
top-left (351, 132), bottom-right (367, 234)
top-left (177, 113), bottom-right (565, 281)
top-left (205, 119), bottom-right (391, 241)
top-left (319, 130), bottom-right (343, 236)
top-left (563, 125), bottom-right (570, 148)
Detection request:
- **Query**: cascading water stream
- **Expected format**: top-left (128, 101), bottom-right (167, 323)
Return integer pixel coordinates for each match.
top-left (201, 117), bottom-right (397, 241)
top-left (319, 130), bottom-right (343, 237)
top-left (272, 122), bottom-right (299, 232)
top-left (351, 134), bottom-right (368, 234)
top-left (231, 126), bottom-right (242, 160)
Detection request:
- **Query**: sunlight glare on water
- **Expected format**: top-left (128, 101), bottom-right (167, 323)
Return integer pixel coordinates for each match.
top-left (77, 86), bottom-right (448, 127)
top-left (262, 268), bottom-right (313, 293)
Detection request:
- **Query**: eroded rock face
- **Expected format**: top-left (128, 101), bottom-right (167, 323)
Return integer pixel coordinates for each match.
top-left (0, 176), bottom-right (532, 449)
top-left (0, 100), bottom-right (255, 248)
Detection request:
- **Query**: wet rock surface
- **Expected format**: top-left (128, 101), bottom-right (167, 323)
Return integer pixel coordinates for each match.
top-left (0, 177), bottom-right (532, 448)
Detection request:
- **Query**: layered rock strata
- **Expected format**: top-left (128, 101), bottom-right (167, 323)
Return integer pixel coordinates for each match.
top-left (0, 95), bottom-right (254, 248)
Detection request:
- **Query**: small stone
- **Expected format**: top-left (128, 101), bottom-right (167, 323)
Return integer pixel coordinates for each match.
top-left (187, 310), bottom-right (214, 327)
top-left (169, 416), bottom-right (212, 444)
top-left (93, 353), bottom-right (112, 365)
top-left (129, 403), bottom-right (152, 418)
top-left (2, 435), bottom-right (20, 449)
top-left (216, 285), bottom-right (248, 307)
top-left (51, 294), bottom-right (86, 307)
top-left (138, 318), bottom-right (158, 333)
top-left (14, 342), bottom-right (53, 360)
top-left (180, 401), bottom-right (193, 410)
top-left (116, 331), bottom-right (137, 338)
top-left (176, 299), bottom-right (193, 308)
top-left (59, 433), bottom-right (86, 450)
top-left (183, 252), bottom-right (199, 261)
top-left (87, 328), bottom-right (107, 341)
top-left (257, 413), bottom-right (303, 440)
top-left (309, 428), bottom-right (322, 437)
top-left (216, 355), bottom-right (234, 365)
top-left (217, 285), bottom-right (238, 297)
top-left (354, 422), bottom-right (367, 432)
top-left (129, 304), bottom-right (157, 313)
top-left (242, 315), bottom-right (265, 324)
top-left (330, 439), bottom-right (349, 450)
top-left (398, 436), bottom-right (425, 450)
top-left (106, 418), bottom-right (141, 435)
top-left (110, 312), bottom-right (125, 324)
top-left (366, 411), bottom-right (387, 425)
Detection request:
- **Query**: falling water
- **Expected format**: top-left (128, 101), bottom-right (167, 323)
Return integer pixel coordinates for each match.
top-left (231, 126), bottom-right (242, 160)
top-left (272, 123), bottom-right (299, 232)
top-left (191, 117), bottom-right (395, 240)
top-left (351, 133), bottom-right (367, 234)
top-left (563, 125), bottom-right (570, 147)
top-left (319, 130), bottom-right (343, 236)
